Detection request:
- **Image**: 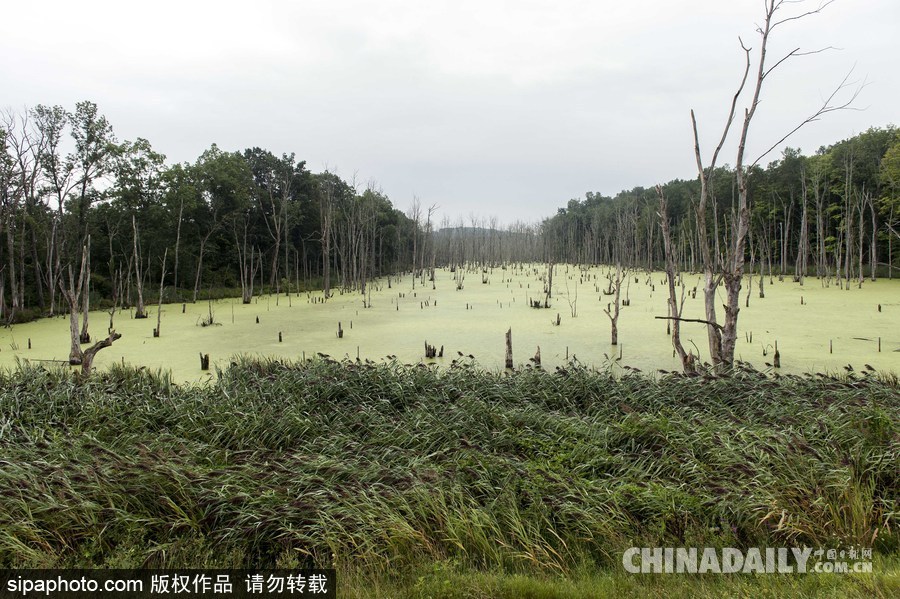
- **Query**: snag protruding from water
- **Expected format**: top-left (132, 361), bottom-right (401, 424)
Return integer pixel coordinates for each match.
top-left (505, 328), bottom-right (513, 369)
top-left (81, 329), bottom-right (122, 375)
top-left (199, 353), bottom-right (210, 370)
top-left (154, 248), bottom-right (168, 338)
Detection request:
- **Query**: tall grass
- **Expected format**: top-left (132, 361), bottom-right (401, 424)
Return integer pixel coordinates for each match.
top-left (0, 358), bottom-right (896, 577)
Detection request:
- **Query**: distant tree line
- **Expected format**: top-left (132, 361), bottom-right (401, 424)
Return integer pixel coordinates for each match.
top-left (540, 126), bottom-right (899, 284)
top-left (1, 101), bottom-right (898, 329)
top-left (0, 101), bottom-right (423, 327)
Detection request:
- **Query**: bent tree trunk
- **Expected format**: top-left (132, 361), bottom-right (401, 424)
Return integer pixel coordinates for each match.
top-left (81, 330), bottom-right (122, 375)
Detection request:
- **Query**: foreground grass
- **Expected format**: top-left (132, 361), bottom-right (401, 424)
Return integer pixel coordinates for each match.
top-left (0, 358), bottom-right (897, 596)
top-left (339, 555), bottom-right (899, 598)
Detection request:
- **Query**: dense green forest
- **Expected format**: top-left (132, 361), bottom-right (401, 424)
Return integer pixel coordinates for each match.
top-left (544, 127), bottom-right (900, 278)
top-left (1, 101), bottom-right (898, 327)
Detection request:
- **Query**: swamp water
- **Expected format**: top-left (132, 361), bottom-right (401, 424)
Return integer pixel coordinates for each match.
top-left (0, 265), bottom-right (897, 383)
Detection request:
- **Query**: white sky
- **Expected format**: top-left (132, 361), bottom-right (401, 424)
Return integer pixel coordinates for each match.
top-left (2, 0), bottom-right (896, 224)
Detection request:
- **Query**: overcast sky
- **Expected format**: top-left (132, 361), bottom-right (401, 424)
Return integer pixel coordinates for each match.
top-left (2, 0), bottom-right (897, 224)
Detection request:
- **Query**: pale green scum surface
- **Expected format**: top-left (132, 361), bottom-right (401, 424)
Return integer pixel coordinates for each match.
top-left (0, 265), bottom-right (897, 383)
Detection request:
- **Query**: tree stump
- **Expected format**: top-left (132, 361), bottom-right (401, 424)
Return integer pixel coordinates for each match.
top-left (337, 322), bottom-right (343, 338)
top-left (80, 330), bottom-right (122, 375)
top-left (505, 328), bottom-right (513, 369)
top-left (200, 353), bottom-right (210, 370)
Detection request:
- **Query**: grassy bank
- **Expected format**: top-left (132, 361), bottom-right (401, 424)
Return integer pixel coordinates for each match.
top-left (0, 359), bottom-right (897, 596)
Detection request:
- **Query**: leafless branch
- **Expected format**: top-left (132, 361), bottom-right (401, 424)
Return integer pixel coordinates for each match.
top-left (771, 0), bottom-right (836, 31)
top-left (886, 222), bottom-right (900, 242)
top-left (751, 68), bottom-right (866, 167)
top-left (691, 38), bottom-right (752, 176)
top-left (654, 316), bottom-right (725, 332)
top-left (763, 46), bottom-right (837, 80)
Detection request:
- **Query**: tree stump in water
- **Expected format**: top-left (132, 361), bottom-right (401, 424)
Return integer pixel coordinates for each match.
top-left (337, 322), bottom-right (343, 338)
top-left (81, 330), bottom-right (122, 376)
top-left (773, 341), bottom-right (781, 369)
top-left (424, 341), bottom-right (437, 359)
top-left (200, 353), bottom-right (210, 370)
top-left (505, 328), bottom-right (513, 369)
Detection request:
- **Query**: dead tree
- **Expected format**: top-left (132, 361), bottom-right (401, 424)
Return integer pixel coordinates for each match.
top-left (59, 247), bottom-right (88, 364)
top-left (234, 214), bottom-right (260, 304)
top-left (79, 236), bottom-right (91, 343)
top-left (408, 197), bottom-right (421, 289)
top-left (688, 0), bottom-right (860, 371)
top-left (656, 186), bottom-right (696, 374)
top-left (320, 177), bottom-right (335, 298)
top-left (603, 263), bottom-right (625, 345)
top-left (80, 329), bottom-right (122, 376)
top-left (132, 215), bottom-right (147, 318)
top-left (154, 248), bottom-right (167, 337)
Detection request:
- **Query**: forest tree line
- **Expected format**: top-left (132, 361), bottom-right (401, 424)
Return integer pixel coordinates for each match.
top-left (1, 101), bottom-right (898, 328)
top-left (0, 101), bottom-right (428, 326)
top-left (540, 126), bottom-right (900, 285)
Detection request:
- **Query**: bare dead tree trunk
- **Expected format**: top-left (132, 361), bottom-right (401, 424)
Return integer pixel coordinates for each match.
top-left (79, 236), bottom-right (91, 343)
top-left (60, 247), bottom-right (88, 365)
top-left (132, 216), bottom-right (147, 318)
top-left (192, 229), bottom-right (215, 303)
top-left (80, 329), bottom-right (122, 376)
top-left (173, 196), bottom-right (183, 292)
top-left (603, 263), bottom-right (624, 345)
top-left (154, 248), bottom-right (167, 337)
top-left (321, 182), bottom-right (333, 298)
top-left (657, 186), bottom-right (696, 374)
top-left (869, 194), bottom-right (878, 281)
top-left (795, 172), bottom-right (809, 283)
top-left (409, 197), bottom-right (421, 289)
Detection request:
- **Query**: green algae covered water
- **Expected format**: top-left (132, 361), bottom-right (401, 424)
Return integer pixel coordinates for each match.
top-left (0, 265), bottom-right (897, 383)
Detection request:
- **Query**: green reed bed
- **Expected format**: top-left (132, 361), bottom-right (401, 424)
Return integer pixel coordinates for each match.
top-left (0, 359), bottom-right (897, 594)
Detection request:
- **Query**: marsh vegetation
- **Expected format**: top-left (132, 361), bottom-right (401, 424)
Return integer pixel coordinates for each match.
top-left (0, 359), bottom-right (896, 596)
